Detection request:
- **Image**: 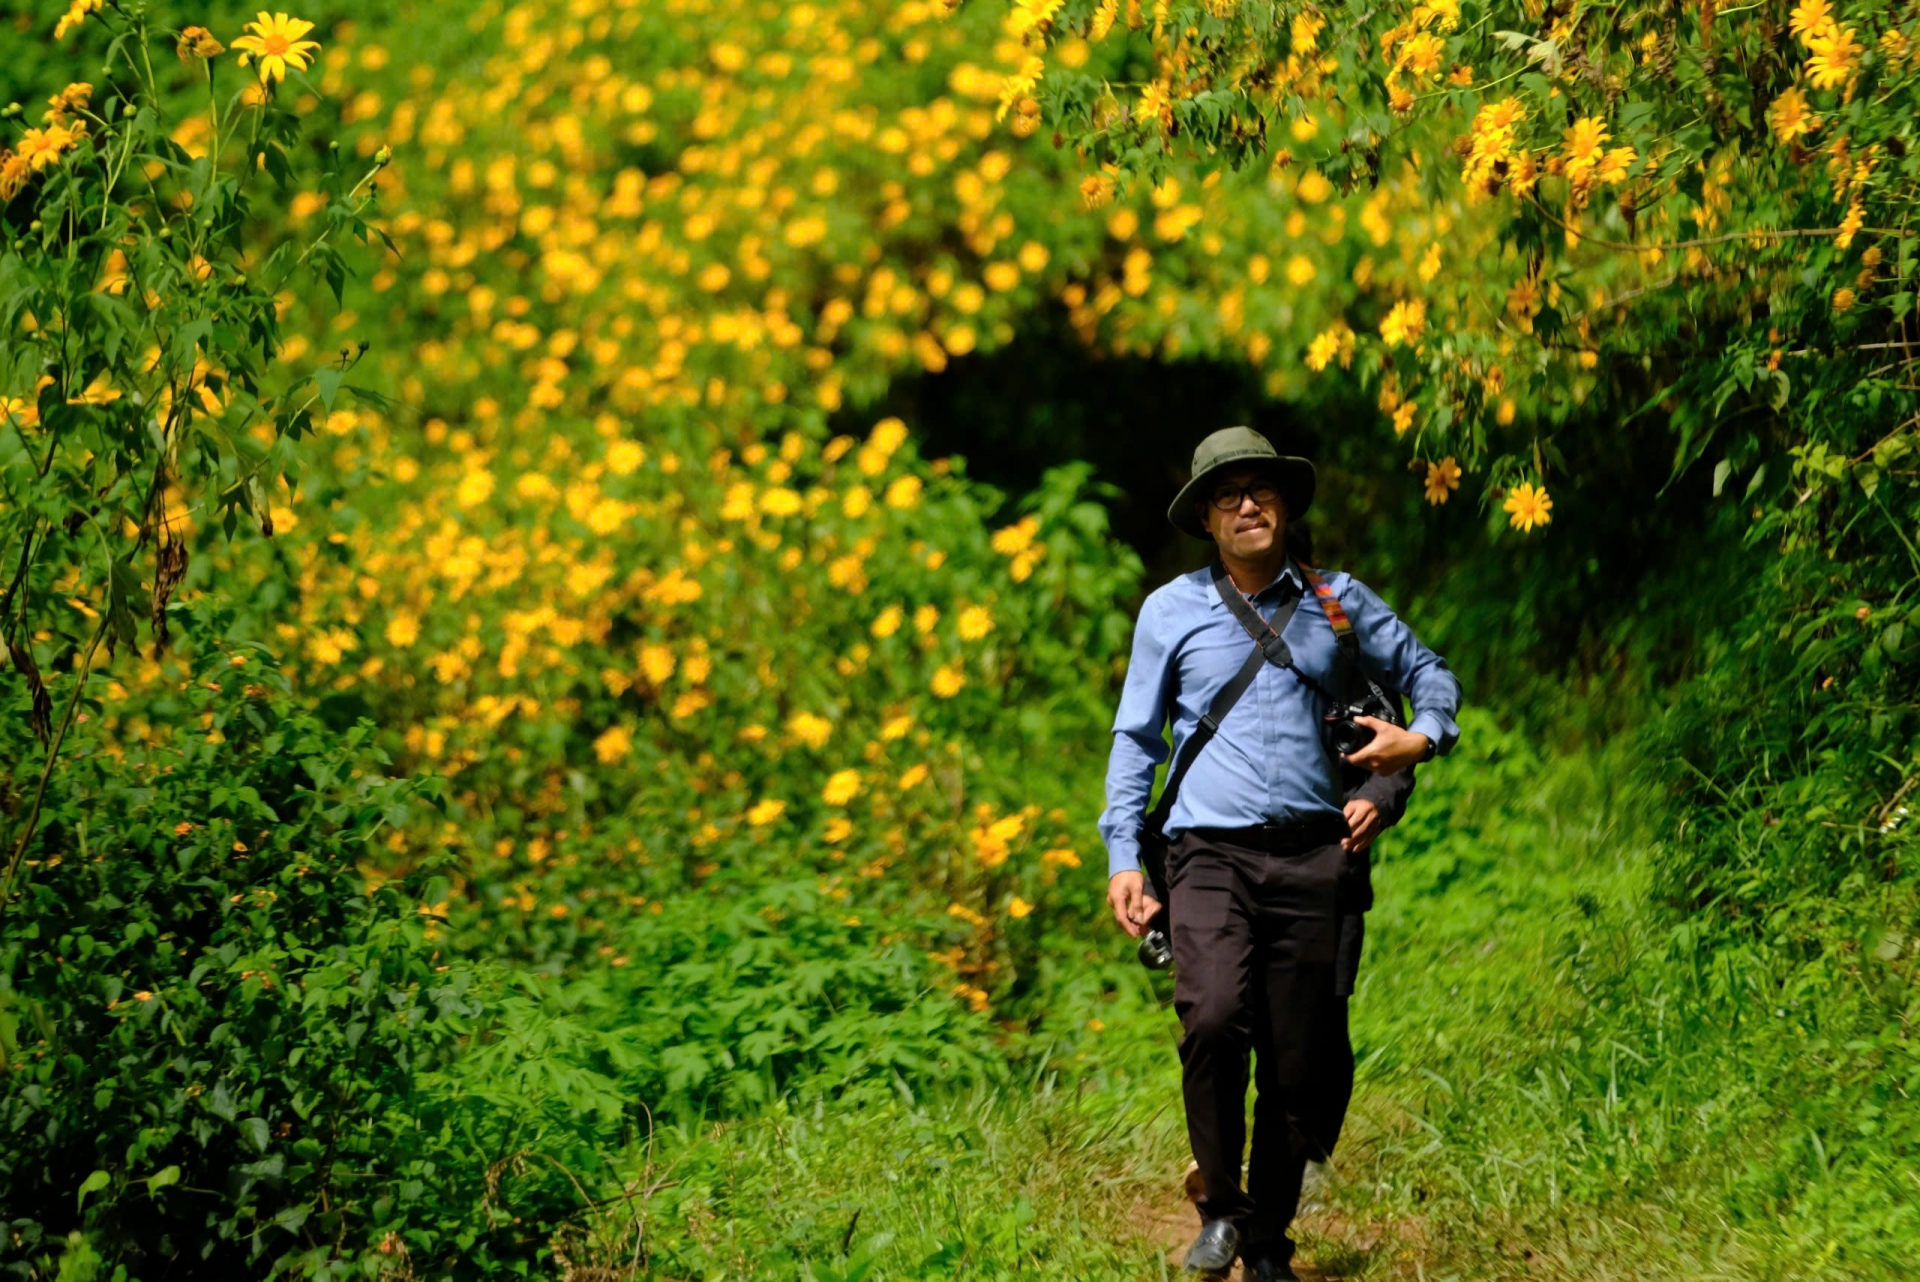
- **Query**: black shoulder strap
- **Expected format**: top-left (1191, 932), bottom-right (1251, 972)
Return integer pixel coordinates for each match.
top-left (1143, 642), bottom-right (1264, 834)
top-left (1143, 565), bottom-right (1308, 832)
top-left (1211, 560), bottom-right (1335, 701)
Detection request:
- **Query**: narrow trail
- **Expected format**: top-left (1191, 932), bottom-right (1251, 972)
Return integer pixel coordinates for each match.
top-left (1130, 1162), bottom-right (1425, 1281)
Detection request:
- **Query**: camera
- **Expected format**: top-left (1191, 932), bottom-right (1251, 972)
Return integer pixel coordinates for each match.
top-left (1322, 688), bottom-right (1402, 757)
top-left (1137, 925), bottom-right (1174, 970)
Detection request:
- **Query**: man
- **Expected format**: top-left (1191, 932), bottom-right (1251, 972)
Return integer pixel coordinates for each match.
top-left (1100, 426), bottom-right (1462, 1280)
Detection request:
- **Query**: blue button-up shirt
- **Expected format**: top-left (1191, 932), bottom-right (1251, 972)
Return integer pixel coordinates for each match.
top-left (1099, 560), bottom-right (1463, 877)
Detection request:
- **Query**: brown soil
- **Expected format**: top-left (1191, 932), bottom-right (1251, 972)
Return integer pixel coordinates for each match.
top-left (1129, 1161), bottom-right (1426, 1281)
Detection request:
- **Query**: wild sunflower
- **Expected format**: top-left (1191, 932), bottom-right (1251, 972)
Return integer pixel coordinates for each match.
top-left (1503, 481), bottom-right (1553, 533)
top-left (1424, 458), bottom-right (1462, 504)
top-left (1768, 86), bottom-right (1819, 144)
top-left (230, 12), bottom-right (321, 85)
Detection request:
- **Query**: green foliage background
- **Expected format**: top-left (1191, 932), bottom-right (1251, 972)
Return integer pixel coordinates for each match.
top-left (1, 0), bottom-right (1916, 1278)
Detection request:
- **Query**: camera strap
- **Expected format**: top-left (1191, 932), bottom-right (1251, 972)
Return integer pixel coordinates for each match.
top-left (1211, 560), bottom-right (1336, 701)
top-left (1142, 637), bottom-right (1269, 839)
top-left (1215, 559), bottom-right (1402, 726)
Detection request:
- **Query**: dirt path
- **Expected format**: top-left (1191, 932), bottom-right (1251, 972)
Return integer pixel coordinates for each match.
top-left (1131, 1161), bottom-right (1423, 1280)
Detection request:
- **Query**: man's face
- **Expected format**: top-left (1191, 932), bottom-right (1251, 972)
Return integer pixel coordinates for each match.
top-left (1200, 467), bottom-right (1288, 559)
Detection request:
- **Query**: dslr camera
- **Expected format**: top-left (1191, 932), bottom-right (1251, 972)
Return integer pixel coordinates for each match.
top-left (1321, 685), bottom-right (1403, 757)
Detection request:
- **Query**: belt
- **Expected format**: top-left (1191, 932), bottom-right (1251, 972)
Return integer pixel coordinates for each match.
top-left (1188, 815), bottom-right (1349, 854)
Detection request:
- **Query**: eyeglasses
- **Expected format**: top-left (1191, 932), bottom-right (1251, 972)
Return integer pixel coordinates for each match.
top-left (1207, 480), bottom-right (1280, 511)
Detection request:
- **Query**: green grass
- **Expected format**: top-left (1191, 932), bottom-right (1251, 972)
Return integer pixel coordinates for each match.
top-left (557, 707), bottom-right (1918, 1280)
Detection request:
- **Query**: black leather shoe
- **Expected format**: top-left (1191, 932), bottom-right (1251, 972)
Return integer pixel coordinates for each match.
top-left (1180, 1220), bottom-right (1240, 1275)
top-left (1245, 1256), bottom-right (1300, 1282)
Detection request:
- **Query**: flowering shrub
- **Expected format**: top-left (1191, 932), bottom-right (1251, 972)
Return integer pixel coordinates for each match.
top-left (1, 0), bottom-right (388, 892)
top-left (999, 0), bottom-right (1919, 530)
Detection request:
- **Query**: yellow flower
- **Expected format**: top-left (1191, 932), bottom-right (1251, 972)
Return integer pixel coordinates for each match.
top-left (1805, 25), bottom-right (1862, 91)
top-left (1496, 397), bottom-right (1517, 425)
top-left (884, 475), bottom-right (923, 508)
top-left (1379, 298), bottom-right (1426, 347)
top-left (1562, 117), bottom-right (1610, 182)
top-left (1769, 86), bottom-right (1820, 144)
top-left (177, 26), bottom-right (226, 61)
top-left (670, 690), bottom-right (711, 719)
top-left (1008, 896), bottom-right (1034, 919)
top-left (1424, 458), bottom-right (1461, 504)
top-left (385, 610), bottom-right (420, 647)
top-left (991, 515), bottom-right (1039, 555)
top-left (1042, 847), bottom-right (1082, 868)
top-left (898, 763), bottom-right (930, 789)
top-left (1831, 285), bottom-right (1856, 313)
top-left (1391, 402), bottom-right (1416, 435)
top-left (455, 469), bottom-right (496, 508)
top-left (54, 0), bottom-right (101, 41)
top-left (760, 486), bottom-right (803, 516)
top-left (931, 665), bottom-right (965, 698)
top-left (787, 711), bottom-right (833, 749)
top-left (913, 604), bottom-right (940, 634)
top-left (639, 643), bottom-right (675, 686)
top-left (822, 769), bottom-right (862, 806)
top-left (230, 11), bottom-right (322, 85)
top-left (823, 816), bottom-right (853, 843)
top-left (1503, 481), bottom-right (1553, 533)
top-left (1788, 0), bottom-right (1832, 40)
top-left (1285, 255), bottom-right (1316, 286)
top-left (593, 724), bottom-right (632, 764)
top-left (957, 606), bottom-right (994, 640)
top-left (881, 714), bottom-right (913, 741)
top-left (605, 439), bottom-right (645, 475)
top-left (746, 798), bottom-right (787, 827)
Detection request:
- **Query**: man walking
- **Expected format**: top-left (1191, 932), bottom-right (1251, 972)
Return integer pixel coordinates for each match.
top-left (1100, 427), bottom-right (1462, 1279)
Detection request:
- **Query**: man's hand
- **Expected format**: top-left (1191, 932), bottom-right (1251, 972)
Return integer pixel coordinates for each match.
top-left (1341, 798), bottom-right (1381, 852)
top-left (1108, 870), bottom-right (1163, 940)
top-left (1340, 717), bottom-right (1430, 776)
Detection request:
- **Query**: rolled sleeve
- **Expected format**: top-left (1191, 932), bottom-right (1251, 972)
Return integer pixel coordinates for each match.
top-left (1343, 578), bottom-right (1463, 757)
top-left (1098, 593), bottom-right (1174, 877)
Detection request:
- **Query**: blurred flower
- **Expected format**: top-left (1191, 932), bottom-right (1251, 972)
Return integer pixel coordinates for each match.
top-left (823, 817), bottom-right (853, 843)
top-left (884, 475), bottom-right (923, 508)
top-left (593, 725), bottom-right (632, 764)
top-left (177, 26), bottom-right (226, 61)
top-left (1831, 285), bottom-right (1856, 313)
top-left (386, 610), bottom-right (420, 647)
top-left (822, 769), bottom-right (862, 806)
top-left (746, 798), bottom-right (787, 826)
top-left (1503, 481), bottom-right (1553, 533)
top-left (1804, 24), bottom-right (1862, 90)
top-left (931, 665), bottom-right (965, 697)
top-left (640, 643), bottom-right (675, 685)
top-left (881, 714), bottom-right (914, 740)
top-left (898, 763), bottom-right (930, 789)
top-left (1008, 896), bottom-right (1033, 919)
top-left (1424, 458), bottom-right (1461, 504)
top-left (957, 606), bottom-right (994, 640)
top-left (871, 605), bottom-right (904, 638)
top-left (55, 0), bottom-right (101, 41)
top-left (231, 11), bottom-right (322, 85)
top-left (787, 711), bottom-right (833, 749)
top-left (1379, 298), bottom-right (1426, 347)
top-left (1391, 402), bottom-right (1415, 435)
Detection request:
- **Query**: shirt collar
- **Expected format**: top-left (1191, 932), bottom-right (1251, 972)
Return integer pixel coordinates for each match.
top-left (1209, 557), bottom-right (1303, 610)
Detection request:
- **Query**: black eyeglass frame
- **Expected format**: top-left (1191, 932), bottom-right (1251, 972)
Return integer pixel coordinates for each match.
top-left (1203, 479), bottom-right (1282, 512)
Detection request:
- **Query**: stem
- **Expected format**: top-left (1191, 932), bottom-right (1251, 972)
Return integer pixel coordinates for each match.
top-left (0, 612), bottom-right (109, 908)
top-left (1522, 194), bottom-right (1903, 254)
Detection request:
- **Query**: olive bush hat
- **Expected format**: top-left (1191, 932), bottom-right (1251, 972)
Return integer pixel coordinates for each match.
top-left (1166, 426), bottom-right (1316, 539)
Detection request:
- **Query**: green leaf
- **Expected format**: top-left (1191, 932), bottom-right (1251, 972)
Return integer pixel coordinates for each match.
top-left (147, 1165), bottom-right (181, 1192)
top-left (313, 366), bottom-right (344, 414)
top-left (77, 1169), bottom-right (110, 1212)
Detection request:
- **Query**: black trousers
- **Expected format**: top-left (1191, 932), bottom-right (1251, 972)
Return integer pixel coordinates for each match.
top-left (1167, 826), bottom-right (1358, 1264)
